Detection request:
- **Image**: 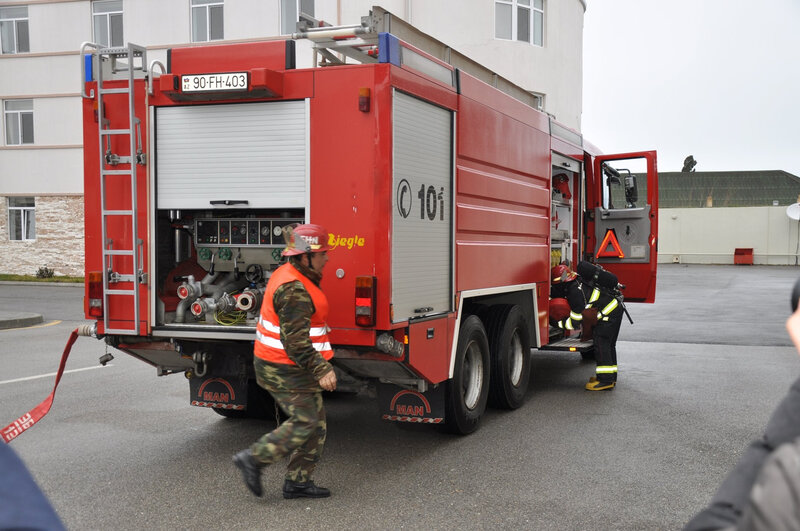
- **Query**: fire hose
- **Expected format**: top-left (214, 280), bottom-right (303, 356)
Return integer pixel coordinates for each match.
top-left (1, 329), bottom-right (79, 443)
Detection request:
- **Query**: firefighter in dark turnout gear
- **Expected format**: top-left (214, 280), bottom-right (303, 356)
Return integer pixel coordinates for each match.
top-left (580, 264), bottom-right (624, 391)
top-left (233, 224), bottom-right (337, 500)
top-left (550, 264), bottom-right (586, 332)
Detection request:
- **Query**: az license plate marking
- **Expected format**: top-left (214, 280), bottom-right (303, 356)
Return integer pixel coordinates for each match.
top-left (182, 72), bottom-right (248, 92)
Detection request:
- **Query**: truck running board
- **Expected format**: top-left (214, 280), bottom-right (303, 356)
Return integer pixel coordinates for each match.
top-left (545, 337), bottom-right (594, 352)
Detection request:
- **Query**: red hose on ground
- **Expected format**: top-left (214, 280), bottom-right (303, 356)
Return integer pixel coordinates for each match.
top-left (1, 329), bottom-right (79, 443)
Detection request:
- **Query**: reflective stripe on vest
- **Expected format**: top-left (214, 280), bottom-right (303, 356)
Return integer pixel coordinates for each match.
top-left (254, 262), bottom-right (333, 365)
top-left (599, 298), bottom-right (619, 320)
top-left (557, 309), bottom-right (584, 331)
top-left (587, 287), bottom-right (600, 304)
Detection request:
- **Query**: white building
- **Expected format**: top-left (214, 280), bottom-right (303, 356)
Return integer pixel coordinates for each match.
top-left (0, 0), bottom-right (586, 276)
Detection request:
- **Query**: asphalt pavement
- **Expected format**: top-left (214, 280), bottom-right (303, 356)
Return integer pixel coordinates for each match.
top-left (2, 266), bottom-right (800, 530)
top-left (0, 281), bottom-right (81, 330)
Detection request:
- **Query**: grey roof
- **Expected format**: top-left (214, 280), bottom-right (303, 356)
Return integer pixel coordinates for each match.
top-left (657, 170), bottom-right (800, 208)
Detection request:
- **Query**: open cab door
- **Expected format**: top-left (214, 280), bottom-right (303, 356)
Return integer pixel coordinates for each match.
top-left (592, 151), bottom-right (658, 303)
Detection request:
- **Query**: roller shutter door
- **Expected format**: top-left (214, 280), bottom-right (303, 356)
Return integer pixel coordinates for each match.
top-left (391, 91), bottom-right (453, 322)
top-left (155, 100), bottom-right (308, 209)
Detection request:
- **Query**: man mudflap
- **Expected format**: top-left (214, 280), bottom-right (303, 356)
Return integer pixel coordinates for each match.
top-left (233, 224), bottom-right (337, 499)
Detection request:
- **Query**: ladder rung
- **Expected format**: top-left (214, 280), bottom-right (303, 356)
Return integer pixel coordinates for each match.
top-left (103, 249), bottom-right (135, 256)
top-left (102, 210), bottom-right (134, 216)
top-left (101, 170), bottom-right (133, 176)
top-left (107, 289), bottom-right (137, 296)
top-left (102, 47), bottom-right (144, 57)
top-left (99, 87), bottom-right (131, 95)
top-left (101, 129), bottom-right (132, 135)
top-left (104, 327), bottom-right (139, 334)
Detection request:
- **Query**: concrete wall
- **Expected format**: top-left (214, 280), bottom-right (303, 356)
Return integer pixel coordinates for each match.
top-left (658, 206), bottom-right (800, 265)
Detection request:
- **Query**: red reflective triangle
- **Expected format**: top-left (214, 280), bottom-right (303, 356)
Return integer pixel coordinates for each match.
top-left (597, 229), bottom-right (625, 258)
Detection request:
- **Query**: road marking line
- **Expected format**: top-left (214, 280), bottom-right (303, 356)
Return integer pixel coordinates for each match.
top-left (0, 364), bottom-right (112, 386)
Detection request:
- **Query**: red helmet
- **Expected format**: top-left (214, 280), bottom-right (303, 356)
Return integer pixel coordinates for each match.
top-left (549, 297), bottom-right (571, 321)
top-left (282, 224), bottom-right (331, 256)
top-left (551, 264), bottom-right (576, 284)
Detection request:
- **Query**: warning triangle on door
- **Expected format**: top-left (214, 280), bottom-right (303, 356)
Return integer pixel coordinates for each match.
top-left (597, 229), bottom-right (625, 258)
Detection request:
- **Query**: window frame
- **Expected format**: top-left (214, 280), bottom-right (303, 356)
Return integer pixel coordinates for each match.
top-left (3, 99), bottom-right (34, 146)
top-left (280, 0), bottom-right (315, 35)
top-left (7, 196), bottom-right (35, 241)
top-left (0, 5), bottom-right (30, 54)
top-left (92, 0), bottom-right (124, 48)
top-left (191, 0), bottom-right (224, 43)
top-left (495, 0), bottom-right (543, 47)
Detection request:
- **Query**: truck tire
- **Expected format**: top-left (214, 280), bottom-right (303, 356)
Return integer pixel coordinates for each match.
top-left (485, 304), bottom-right (531, 409)
top-left (444, 315), bottom-right (490, 435)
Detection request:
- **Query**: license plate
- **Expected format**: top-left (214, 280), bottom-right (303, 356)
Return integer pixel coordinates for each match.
top-left (182, 72), bottom-right (249, 92)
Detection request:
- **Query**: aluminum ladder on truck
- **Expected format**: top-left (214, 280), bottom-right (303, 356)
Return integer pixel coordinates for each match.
top-left (80, 42), bottom-right (148, 335)
top-left (292, 6), bottom-right (541, 111)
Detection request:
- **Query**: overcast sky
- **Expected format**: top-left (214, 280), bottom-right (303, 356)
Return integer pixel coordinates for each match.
top-left (582, 0), bottom-right (800, 176)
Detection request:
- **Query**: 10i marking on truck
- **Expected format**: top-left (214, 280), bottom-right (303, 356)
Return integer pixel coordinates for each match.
top-left (418, 184), bottom-right (446, 221)
top-left (396, 178), bottom-right (446, 221)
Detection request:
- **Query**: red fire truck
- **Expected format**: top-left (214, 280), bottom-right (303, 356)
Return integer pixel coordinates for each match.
top-left (79, 7), bottom-right (657, 434)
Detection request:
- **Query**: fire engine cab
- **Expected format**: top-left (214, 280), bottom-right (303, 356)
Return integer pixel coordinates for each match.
top-left (79, 7), bottom-right (658, 434)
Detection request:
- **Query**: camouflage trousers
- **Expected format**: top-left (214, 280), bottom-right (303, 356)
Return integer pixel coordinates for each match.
top-left (251, 364), bottom-right (327, 483)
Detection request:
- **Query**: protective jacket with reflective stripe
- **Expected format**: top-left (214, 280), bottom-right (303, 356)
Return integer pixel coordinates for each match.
top-left (551, 279), bottom-right (586, 330)
top-left (254, 262), bottom-right (333, 365)
top-left (586, 286), bottom-right (621, 321)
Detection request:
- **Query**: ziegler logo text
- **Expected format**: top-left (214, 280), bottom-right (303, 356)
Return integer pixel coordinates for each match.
top-left (329, 234), bottom-right (365, 250)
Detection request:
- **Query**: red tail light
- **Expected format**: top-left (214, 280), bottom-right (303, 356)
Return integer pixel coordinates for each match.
top-left (355, 276), bottom-right (376, 327)
top-left (88, 271), bottom-right (104, 318)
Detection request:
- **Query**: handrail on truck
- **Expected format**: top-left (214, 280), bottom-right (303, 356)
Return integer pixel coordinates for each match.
top-left (80, 41), bottom-right (102, 99)
top-left (148, 60), bottom-right (166, 96)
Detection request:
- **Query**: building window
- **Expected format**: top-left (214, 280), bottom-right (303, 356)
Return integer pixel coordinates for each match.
top-left (495, 0), bottom-right (543, 46)
top-left (191, 0), bottom-right (223, 42)
top-left (4, 99), bottom-right (34, 145)
top-left (281, 0), bottom-right (314, 34)
top-left (8, 197), bottom-right (35, 241)
top-left (93, 0), bottom-right (124, 48)
top-left (0, 6), bottom-right (29, 54)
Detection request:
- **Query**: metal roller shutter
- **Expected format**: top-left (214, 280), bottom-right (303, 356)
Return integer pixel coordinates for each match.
top-left (391, 90), bottom-right (453, 322)
top-left (155, 100), bottom-right (308, 209)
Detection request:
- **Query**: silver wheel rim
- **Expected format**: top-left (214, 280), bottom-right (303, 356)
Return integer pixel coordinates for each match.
top-left (509, 330), bottom-right (523, 386)
top-left (463, 339), bottom-right (484, 410)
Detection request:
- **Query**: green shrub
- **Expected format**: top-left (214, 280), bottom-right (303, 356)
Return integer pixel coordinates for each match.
top-left (35, 266), bottom-right (55, 279)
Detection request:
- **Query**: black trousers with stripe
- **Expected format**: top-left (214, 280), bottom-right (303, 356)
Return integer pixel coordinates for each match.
top-left (593, 307), bottom-right (623, 382)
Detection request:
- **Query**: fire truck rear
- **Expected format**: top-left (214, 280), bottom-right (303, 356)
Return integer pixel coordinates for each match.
top-left (79, 7), bottom-right (658, 434)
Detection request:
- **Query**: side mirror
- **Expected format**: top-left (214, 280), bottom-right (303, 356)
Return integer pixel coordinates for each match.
top-left (624, 172), bottom-right (638, 208)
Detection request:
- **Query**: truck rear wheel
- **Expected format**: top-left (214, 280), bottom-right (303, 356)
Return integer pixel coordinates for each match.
top-left (445, 315), bottom-right (490, 435)
top-left (485, 304), bottom-right (531, 409)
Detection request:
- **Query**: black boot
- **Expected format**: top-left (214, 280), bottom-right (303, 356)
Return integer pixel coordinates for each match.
top-left (233, 450), bottom-right (263, 497)
top-left (282, 479), bottom-right (331, 499)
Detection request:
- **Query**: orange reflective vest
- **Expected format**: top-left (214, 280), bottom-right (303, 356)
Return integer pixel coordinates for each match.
top-left (254, 262), bottom-right (333, 365)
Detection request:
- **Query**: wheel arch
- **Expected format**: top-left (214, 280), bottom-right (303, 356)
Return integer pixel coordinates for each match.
top-left (449, 284), bottom-right (539, 379)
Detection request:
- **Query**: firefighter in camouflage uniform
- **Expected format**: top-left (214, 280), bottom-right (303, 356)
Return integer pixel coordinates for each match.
top-left (233, 224), bottom-right (337, 499)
